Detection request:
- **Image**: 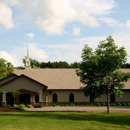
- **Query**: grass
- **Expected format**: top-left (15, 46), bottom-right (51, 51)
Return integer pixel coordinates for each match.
top-left (0, 112), bottom-right (130, 130)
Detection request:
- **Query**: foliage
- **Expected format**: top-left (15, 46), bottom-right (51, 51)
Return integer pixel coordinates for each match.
top-left (10, 89), bottom-right (21, 104)
top-left (116, 103), bottom-right (122, 106)
top-left (13, 104), bottom-right (24, 110)
top-left (96, 103), bottom-right (101, 106)
top-left (0, 58), bottom-right (14, 80)
top-left (22, 57), bottom-right (80, 68)
top-left (13, 104), bottom-right (18, 108)
top-left (76, 36), bottom-right (130, 113)
top-left (122, 102), bottom-right (127, 106)
top-left (19, 104), bottom-right (25, 108)
top-left (69, 103), bottom-right (75, 106)
top-left (27, 104), bottom-right (33, 108)
top-left (127, 103), bottom-right (130, 106)
top-left (52, 103), bottom-right (56, 107)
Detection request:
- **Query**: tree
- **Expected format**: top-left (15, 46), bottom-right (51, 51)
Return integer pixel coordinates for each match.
top-left (76, 36), bottom-right (130, 113)
top-left (10, 89), bottom-right (21, 104)
top-left (0, 58), bottom-right (14, 80)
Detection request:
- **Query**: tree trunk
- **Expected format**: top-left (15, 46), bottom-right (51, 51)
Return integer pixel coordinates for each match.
top-left (14, 97), bottom-right (15, 105)
top-left (107, 93), bottom-right (109, 114)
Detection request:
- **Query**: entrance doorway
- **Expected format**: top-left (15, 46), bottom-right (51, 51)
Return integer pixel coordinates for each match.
top-left (20, 94), bottom-right (30, 105)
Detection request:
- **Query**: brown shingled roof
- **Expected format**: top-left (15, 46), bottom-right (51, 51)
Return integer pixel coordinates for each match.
top-left (13, 68), bottom-right (130, 90)
top-left (14, 68), bottom-right (83, 90)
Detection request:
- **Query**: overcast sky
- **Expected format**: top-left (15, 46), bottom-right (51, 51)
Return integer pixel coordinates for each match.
top-left (0, 0), bottom-right (130, 67)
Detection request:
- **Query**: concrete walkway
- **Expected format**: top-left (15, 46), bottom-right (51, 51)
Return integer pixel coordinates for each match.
top-left (24, 106), bottom-right (130, 112)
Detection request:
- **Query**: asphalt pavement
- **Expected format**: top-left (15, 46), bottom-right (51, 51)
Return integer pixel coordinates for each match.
top-left (24, 106), bottom-right (130, 112)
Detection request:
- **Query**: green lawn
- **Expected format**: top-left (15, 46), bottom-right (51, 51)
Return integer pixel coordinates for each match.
top-left (0, 112), bottom-right (130, 130)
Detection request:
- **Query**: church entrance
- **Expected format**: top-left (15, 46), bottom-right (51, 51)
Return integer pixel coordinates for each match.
top-left (19, 94), bottom-right (30, 105)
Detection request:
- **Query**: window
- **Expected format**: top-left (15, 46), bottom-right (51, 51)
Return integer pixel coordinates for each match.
top-left (35, 95), bottom-right (39, 102)
top-left (53, 93), bottom-right (58, 102)
top-left (110, 94), bottom-right (115, 102)
top-left (69, 93), bottom-right (74, 102)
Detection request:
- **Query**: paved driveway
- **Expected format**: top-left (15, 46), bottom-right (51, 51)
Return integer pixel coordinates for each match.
top-left (25, 106), bottom-right (130, 112)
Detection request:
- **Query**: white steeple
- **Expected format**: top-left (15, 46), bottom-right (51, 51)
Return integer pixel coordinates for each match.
top-left (25, 46), bottom-right (31, 69)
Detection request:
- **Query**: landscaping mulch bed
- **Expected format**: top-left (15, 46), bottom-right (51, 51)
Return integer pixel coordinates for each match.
top-left (0, 107), bottom-right (25, 112)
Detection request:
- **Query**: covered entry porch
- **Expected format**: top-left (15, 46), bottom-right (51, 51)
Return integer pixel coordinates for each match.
top-left (1, 75), bottom-right (48, 106)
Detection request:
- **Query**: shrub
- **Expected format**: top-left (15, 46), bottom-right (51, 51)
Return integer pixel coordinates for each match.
top-left (122, 102), bottom-right (126, 106)
top-left (19, 104), bottom-right (25, 109)
top-left (127, 103), bottom-right (130, 106)
top-left (13, 104), bottom-right (18, 108)
top-left (27, 104), bottom-right (33, 108)
top-left (65, 104), bottom-right (69, 106)
top-left (101, 103), bottom-right (106, 106)
top-left (116, 103), bottom-right (121, 106)
top-left (6, 104), bottom-right (12, 108)
top-left (13, 104), bottom-right (24, 110)
top-left (52, 104), bottom-right (56, 107)
top-left (60, 104), bottom-right (64, 107)
top-left (96, 103), bottom-right (100, 106)
top-left (69, 103), bottom-right (75, 106)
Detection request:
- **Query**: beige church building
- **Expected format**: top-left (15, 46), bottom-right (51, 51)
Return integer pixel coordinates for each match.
top-left (0, 49), bottom-right (130, 106)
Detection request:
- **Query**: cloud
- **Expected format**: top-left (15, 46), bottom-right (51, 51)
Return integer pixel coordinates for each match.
top-left (26, 33), bottom-right (34, 38)
top-left (0, 3), bottom-right (15, 29)
top-left (2, 0), bottom-right (114, 34)
top-left (72, 28), bottom-right (80, 36)
top-left (99, 17), bottom-right (124, 27)
top-left (126, 20), bottom-right (130, 28)
top-left (0, 51), bottom-right (20, 66)
top-left (29, 44), bottom-right (47, 61)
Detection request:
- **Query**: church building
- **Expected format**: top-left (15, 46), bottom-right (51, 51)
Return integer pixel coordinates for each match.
top-left (0, 48), bottom-right (130, 106)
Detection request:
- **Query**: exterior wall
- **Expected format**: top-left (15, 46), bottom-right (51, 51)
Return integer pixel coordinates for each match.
top-left (51, 90), bottom-right (89, 102)
top-left (50, 90), bottom-right (130, 103)
top-left (0, 75), bottom-right (17, 86)
top-left (2, 76), bottom-right (44, 93)
top-left (116, 91), bottom-right (130, 102)
top-left (95, 95), bottom-right (107, 102)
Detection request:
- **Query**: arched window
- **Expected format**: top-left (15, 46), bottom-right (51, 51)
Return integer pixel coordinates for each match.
top-left (69, 93), bottom-right (74, 102)
top-left (110, 94), bottom-right (115, 102)
top-left (35, 95), bottom-right (39, 102)
top-left (53, 93), bottom-right (58, 102)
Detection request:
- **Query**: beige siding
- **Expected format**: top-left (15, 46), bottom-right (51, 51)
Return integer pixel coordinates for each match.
top-left (116, 91), bottom-right (130, 102)
top-left (52, 90), bottom-right (89, 102)
top-left (3, 76), bottom-right (43, 93)
top-left (96, 95), bottom-right (107, 102)
top-left (0, 75), bottom-right (17, 85)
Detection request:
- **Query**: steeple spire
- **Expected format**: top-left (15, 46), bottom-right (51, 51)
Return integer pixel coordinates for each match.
top-left (27, 46), bottom-right (29, 59)
top-left (25, 46), bottom-right (31, 69)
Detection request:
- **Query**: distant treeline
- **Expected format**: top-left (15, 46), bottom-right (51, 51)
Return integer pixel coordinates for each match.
top-left (17, 57), bottom-right (130, 69)
top-left (20, 58), bottom-right (80, 68)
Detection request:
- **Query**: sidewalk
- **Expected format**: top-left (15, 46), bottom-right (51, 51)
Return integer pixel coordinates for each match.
top-left (24, 106), bottom-right (130, 112)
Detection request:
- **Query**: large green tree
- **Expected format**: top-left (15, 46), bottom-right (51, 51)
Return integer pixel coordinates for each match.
top-left (0, 58), bottom-right (14, 80)
top-left (76, 36), bottom-right (130, 113)
top-left (10, 89), bottom-right (21, 104)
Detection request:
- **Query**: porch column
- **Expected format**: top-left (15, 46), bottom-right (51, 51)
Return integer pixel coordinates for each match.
top-left (46, 92), bottom-right (49, 106)
top-left (42, 90), bottom-right (47, 106)
top-left (30, 93), bottom-right (35, 106)
top-left (2, 92), bottom-right (7, 106)
top-left (39, 91), bottom-right (43, 106)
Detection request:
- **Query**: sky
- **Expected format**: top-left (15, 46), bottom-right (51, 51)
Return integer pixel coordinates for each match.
top-left (0, 0), bottom-right (130, 67)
